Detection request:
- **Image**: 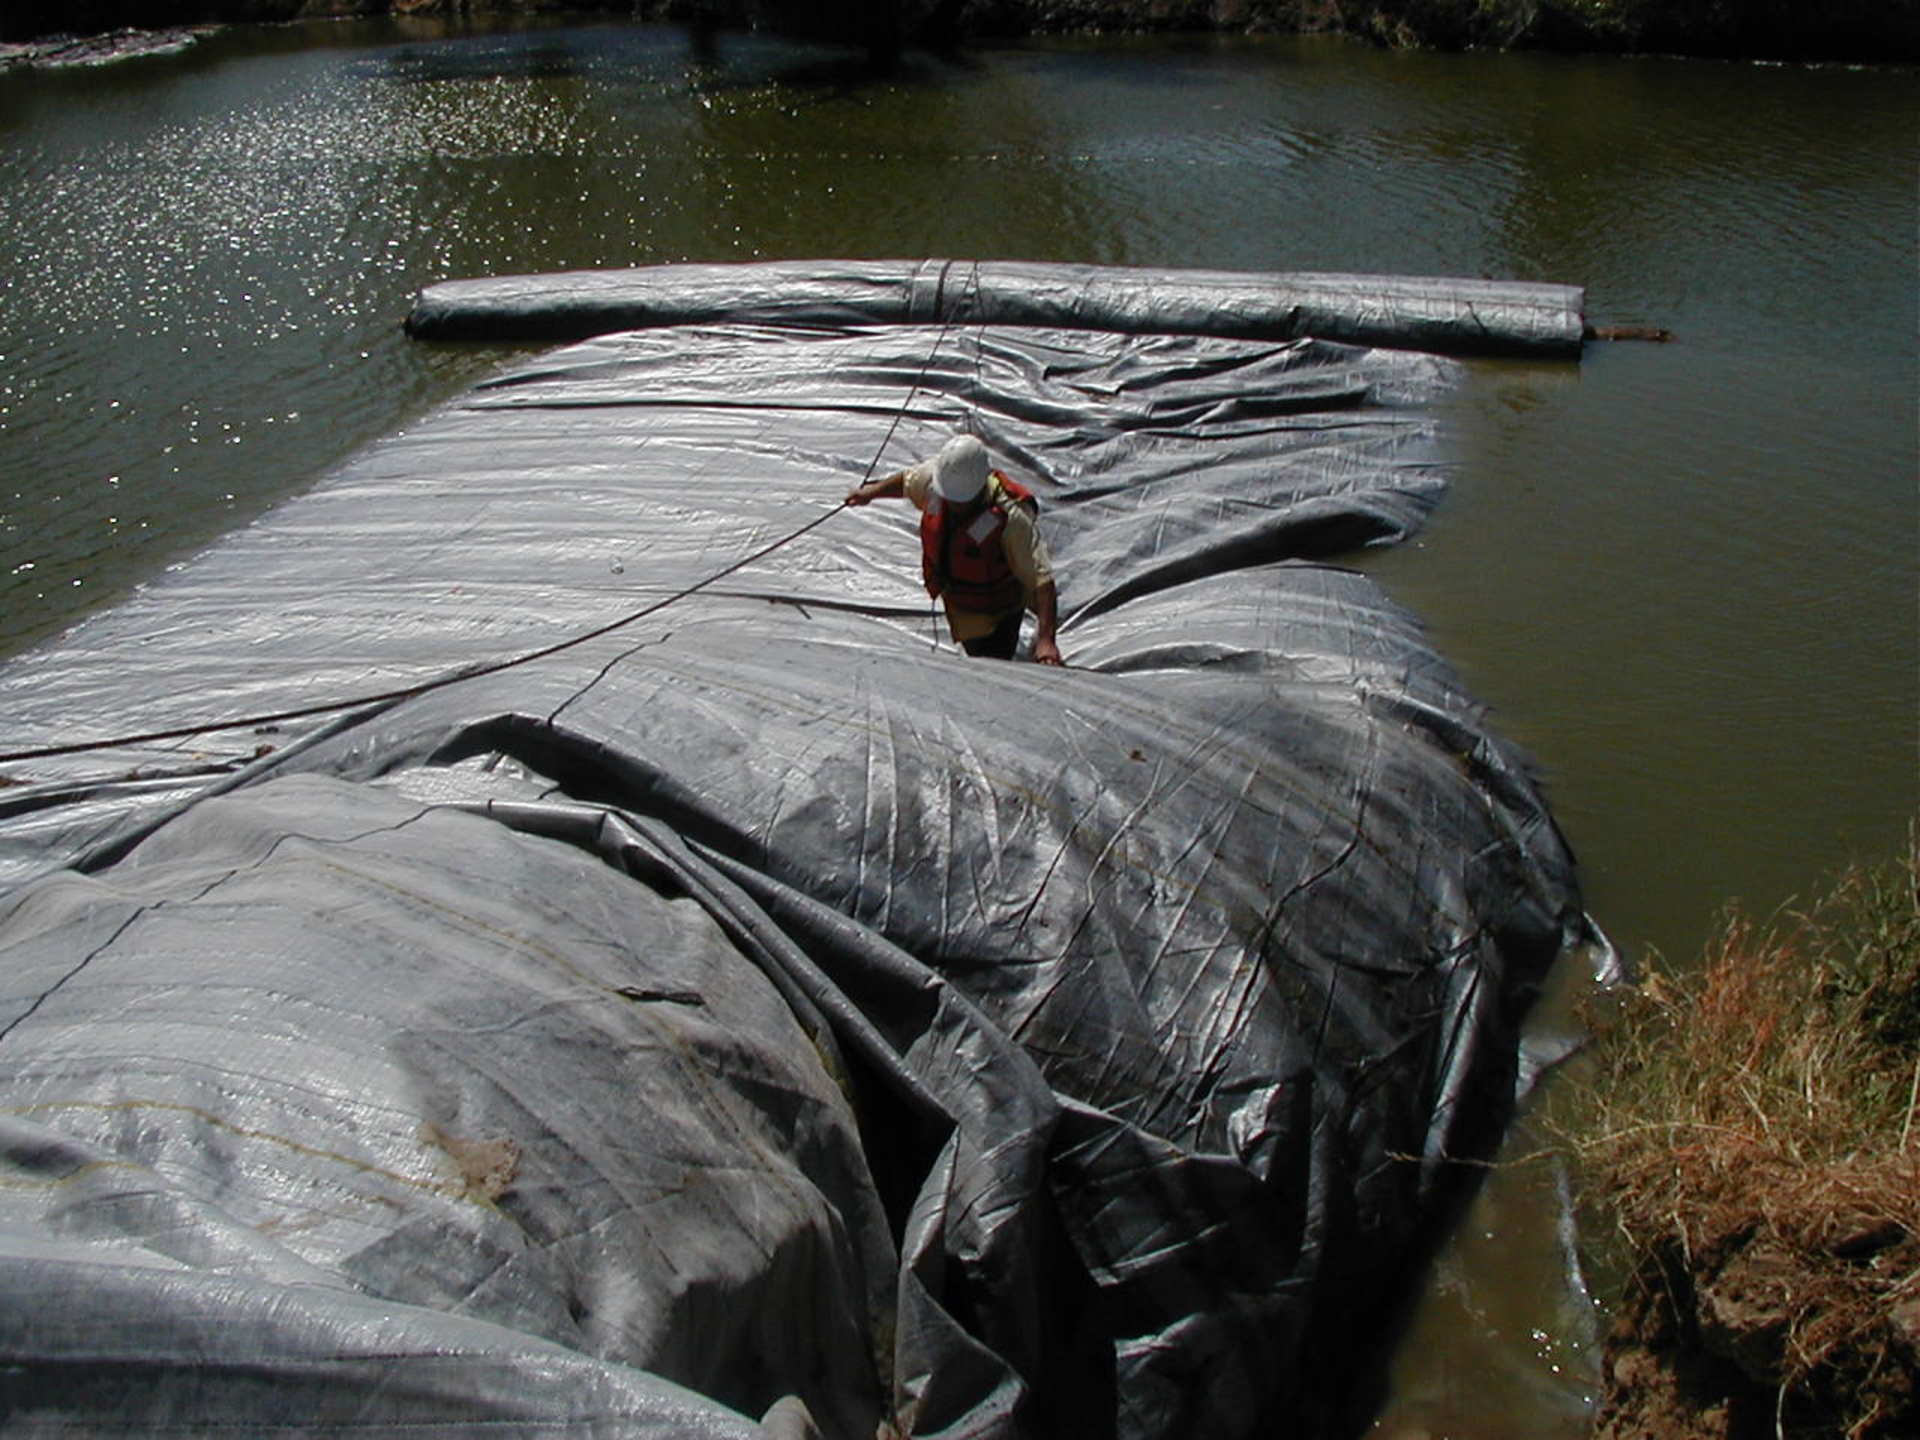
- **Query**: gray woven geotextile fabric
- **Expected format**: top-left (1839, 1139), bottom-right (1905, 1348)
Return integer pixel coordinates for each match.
top-left (0, 313), bottom-right (1592, 1437)
top-left (406, 257), bottom-right (1588, 359)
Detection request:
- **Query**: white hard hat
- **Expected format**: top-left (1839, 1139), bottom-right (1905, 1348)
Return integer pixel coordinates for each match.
top-left (930, 435), bottom-right (990, 504)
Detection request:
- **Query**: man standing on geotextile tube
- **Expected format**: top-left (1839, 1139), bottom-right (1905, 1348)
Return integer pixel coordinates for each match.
top-left (845, 434), bottom-right (1064, 666)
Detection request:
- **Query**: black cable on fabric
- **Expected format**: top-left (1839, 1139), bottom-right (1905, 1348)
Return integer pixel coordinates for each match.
top-left (0, 278), bottom-right (985, 769)
top-left (550, 257), bottom-right (984, 719)
top-left (0, 506), bottom-right (847, 767)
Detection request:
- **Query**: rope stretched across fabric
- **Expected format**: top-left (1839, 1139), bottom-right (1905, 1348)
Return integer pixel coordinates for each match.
top-left (0, 505), bottom-right (845, 766)
top-left (0, 269), bottom-right (983, 769)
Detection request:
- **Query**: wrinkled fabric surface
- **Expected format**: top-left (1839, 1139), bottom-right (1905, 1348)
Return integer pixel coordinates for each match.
top-left (405, 257), bottom-right (1589, 359)
top-left (0, 291), bottom-right (1594, 1438)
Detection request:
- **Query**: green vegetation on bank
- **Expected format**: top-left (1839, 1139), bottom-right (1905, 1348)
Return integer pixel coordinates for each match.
top-left (1337, 0), bottom-right (1918, 60)
top-left (973, 0), bottom-right (1917, 62)
top-left (1564, 833), bottom-right (1920, 1437)
top-left (3, 0), bottom-right (1916, 64)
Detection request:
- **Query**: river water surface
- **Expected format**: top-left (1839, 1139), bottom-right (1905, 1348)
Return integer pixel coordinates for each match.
top-left (1, 19), bottom-right (1914, 1436)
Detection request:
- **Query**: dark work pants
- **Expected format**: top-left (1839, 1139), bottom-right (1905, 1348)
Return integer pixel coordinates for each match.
top-left (959, 610), bottom-right (1023, 660)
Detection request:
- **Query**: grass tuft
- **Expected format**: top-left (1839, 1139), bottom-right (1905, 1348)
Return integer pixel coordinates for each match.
top-left (1564, 828), bottom-right (1920, 1438)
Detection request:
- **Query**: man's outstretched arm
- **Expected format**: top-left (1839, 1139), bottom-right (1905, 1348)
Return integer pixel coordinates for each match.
top-left (1031, 581), bottom-right (1063, 666)
top-left (845, 471), bottom-right (907, 506)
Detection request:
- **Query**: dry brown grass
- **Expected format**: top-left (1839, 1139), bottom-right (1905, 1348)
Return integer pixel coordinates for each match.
top-left (1566, 829), bottom-right (1920, 1438)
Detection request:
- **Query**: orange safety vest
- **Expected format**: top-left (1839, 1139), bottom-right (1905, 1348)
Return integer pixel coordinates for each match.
top-left (920, 472), bottom-right (1037, 614)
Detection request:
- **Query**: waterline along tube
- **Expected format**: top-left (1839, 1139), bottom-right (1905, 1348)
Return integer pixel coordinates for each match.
top-left (405, 257), bottom-right (1589, 359)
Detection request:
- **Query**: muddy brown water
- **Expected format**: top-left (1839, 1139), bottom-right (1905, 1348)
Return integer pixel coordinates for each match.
top-left (1, 18), bottom-right (1914, 1435)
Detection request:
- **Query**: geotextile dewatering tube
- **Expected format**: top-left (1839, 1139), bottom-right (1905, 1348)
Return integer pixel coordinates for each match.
top-left (1, 272), bottom-right (1604, 1440)
top-left (405, 257), bottom-right (1589, 359)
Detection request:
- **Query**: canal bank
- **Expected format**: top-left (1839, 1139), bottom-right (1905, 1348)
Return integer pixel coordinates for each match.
top-left (3, 0), bottom-right (1917, 64)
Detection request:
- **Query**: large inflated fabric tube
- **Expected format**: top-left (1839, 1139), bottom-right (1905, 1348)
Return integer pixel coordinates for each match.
top-left (0, 304), bottom-right (1604, 1439)
top-left (404, 257), bottom-right (1588, 359)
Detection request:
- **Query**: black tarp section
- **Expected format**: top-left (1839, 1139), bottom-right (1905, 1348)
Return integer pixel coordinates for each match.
top-left (0, 279), bottom-right (1597, 1438)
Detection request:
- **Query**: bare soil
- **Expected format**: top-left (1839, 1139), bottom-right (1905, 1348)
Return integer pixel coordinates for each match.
top-left (1596, 1214), bottom-right (1920, 1439)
